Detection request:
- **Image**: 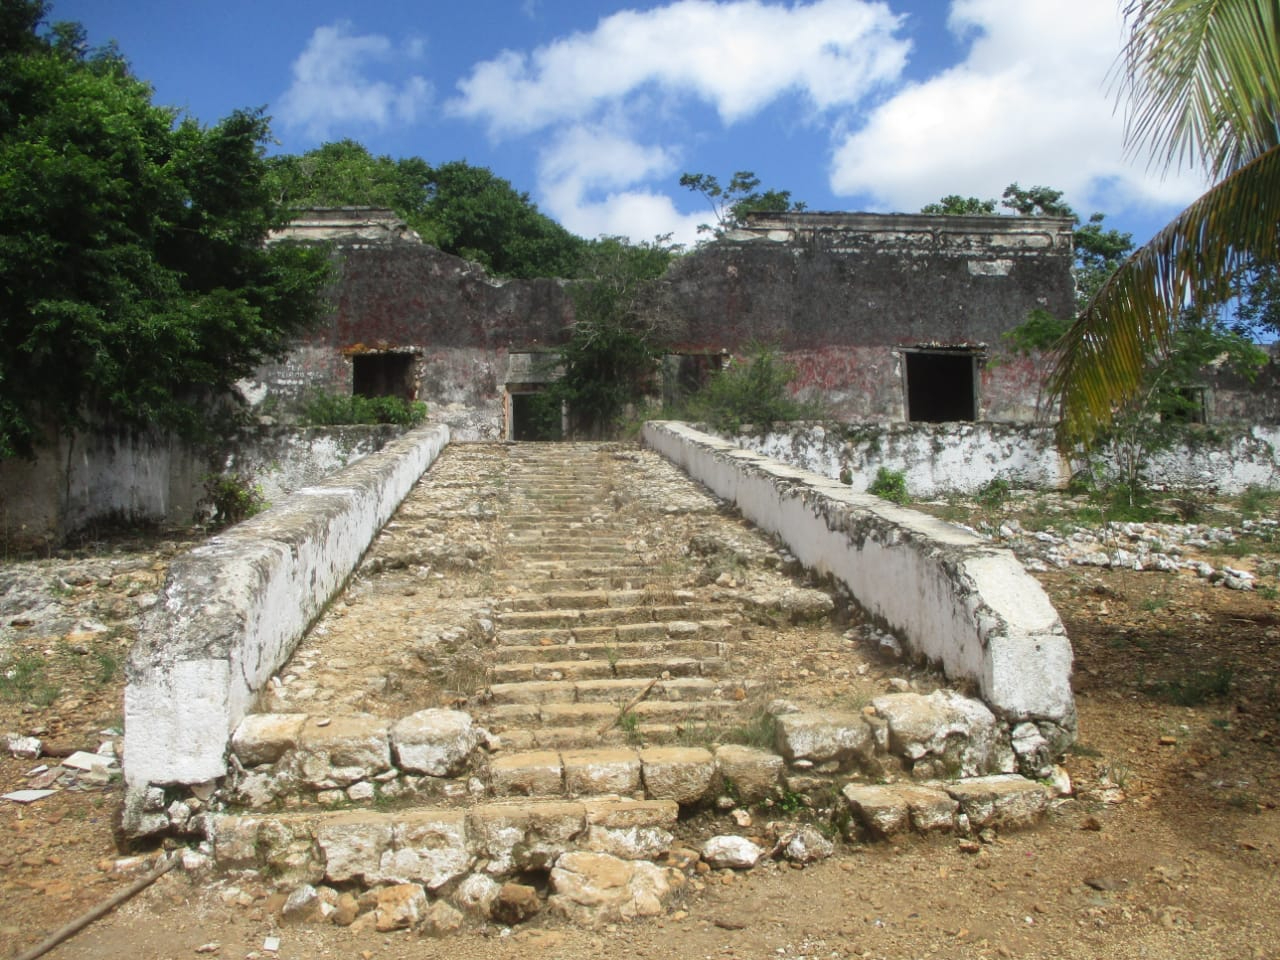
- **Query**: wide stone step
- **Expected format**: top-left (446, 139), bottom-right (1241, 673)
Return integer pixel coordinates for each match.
top-left (493, 639), bottom-right (724, 664)
top-left (496, 619), bottom-right (733, 647)
top-left (491, 656), bottom-right (709, 684)
top-left (484, 698), bottom-right (746, 729)
top-left (497, 604), bottom-right (732, 630)
top-left (492, 576), bottom-right (679, 594)
top-left (488, 746), bottom-right (720, 803)
top-left (487, 676), bottom-right (731, 706)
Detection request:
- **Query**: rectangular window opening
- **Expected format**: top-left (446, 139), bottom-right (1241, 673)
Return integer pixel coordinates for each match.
top-left (904, 349), bottom-right (978, 423)
top-left (352, 352), bottom-right (416, 402)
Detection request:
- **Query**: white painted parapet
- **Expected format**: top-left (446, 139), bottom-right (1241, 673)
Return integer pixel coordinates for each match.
top-left (643, 422), bottom-right (1075, 738)
top-left (122, 424), bottom-right (450, 835)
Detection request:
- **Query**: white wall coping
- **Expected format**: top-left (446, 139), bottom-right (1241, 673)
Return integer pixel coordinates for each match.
top-left (121, 424), bottom-right (450, 833)
top-left (643, 421), bottom-right (1076, 732)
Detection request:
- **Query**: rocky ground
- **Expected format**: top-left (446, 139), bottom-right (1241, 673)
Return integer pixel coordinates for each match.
top-left (2, 456), bottom-right (1280, 959)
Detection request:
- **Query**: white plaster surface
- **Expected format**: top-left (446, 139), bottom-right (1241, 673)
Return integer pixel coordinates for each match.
top-left (123, 425), bottom-right (449, 830)
top-left (643, 421), bottom-right (1075, 727)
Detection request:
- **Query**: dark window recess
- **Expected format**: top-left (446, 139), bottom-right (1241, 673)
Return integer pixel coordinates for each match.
top-left (905, 351), bottom-right (977, 423)
top-left (511, 391), bottom-right (561, 441)
top-left (662, 353), bottom-right (725, 406)
top-left (1164, 387), bottom-right (1207, 424)
top-left (352, 353), bottom-right (415, 401)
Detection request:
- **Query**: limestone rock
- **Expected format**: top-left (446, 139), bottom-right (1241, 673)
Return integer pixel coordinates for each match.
top-left (231, 714), bottom-right (307, 767)
top-left (331, 892), bottom-right (360, 927)
top-left (375, 811), bottom-right (472, 890)
top-left (640, 747), bottom-right (717, 804)
top-left (870, 690), bottom-right (1014, 778)
top-left (420, 899), bottom-right (465, 936)
top-left (373, 883), bottom-right (428, 931)
top-left (281, 884), bottom-right (321, 923)
top-left (468, 801), bottom-right (587, 875)
top-left (842, 782), bottom-right (958, 837)
top-left (714, 745), bottom-right (784, 801)
top-left (490, 751), bottom-right (563, 797)
top-left (1010, 722), bottom-right (1054, 778)
top-left (774, 711), bottom-right (874, 767)
top-left (778, 825), bottom-right (835, 863)
top-left (702, 835), bottom-right (763, 870)
top-left (391, 709), bottom-right (483, 777)
top-left (549, 852), bottom-right (673, 924)
top-left (744, 586), bottom-right (835, 624)
top-left (317, 815), bottom-right (393, 884)
top-left (492, 882), bottom-right (542, 925)
top-left (453, 873), bottom-right (501, 918)
top-left (944, 774), bottom-right (1051, 830)
top-left (561, 749), bottom-right (641, 796)
top-left (296, 715), bottom-right (391, 787)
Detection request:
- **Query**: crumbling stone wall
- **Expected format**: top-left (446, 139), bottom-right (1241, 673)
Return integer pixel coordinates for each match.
top-left (250, 212), bottom-right (1076, 438)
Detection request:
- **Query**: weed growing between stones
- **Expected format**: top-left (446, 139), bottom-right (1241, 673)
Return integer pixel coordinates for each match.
top-left (0, 652), bottom-right (60, 706)
top-left (198, 472), bottom-right (267, 529)
top-left (868, 467), bottom-right (909, 505)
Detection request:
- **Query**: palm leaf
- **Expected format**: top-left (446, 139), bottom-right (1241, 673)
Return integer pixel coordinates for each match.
top-left (1120, 0), bottom-right (1280, 176)
top-left (1049, 143), bottom-right (1280, 445)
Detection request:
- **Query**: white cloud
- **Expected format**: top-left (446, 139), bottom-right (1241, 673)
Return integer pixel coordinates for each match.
top-left (828, 0), bottom-right (1208, 216)
top-left (277, 22), bottom-right (433, 140)
top-left (449, 0), bottom-right (910, 136)
top-left (536, 125), bottom-right (706, 244)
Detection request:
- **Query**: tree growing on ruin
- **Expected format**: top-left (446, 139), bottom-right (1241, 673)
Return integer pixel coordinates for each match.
top-left (679, 170), bottom-right (806, 237)
top-left (0, 1), bottom-right (330, 460)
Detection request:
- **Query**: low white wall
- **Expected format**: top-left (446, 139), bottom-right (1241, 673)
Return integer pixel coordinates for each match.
top-left (122, 424), bottom-right (450, 834)
top-left (643, 422), bottom-right (1075, 734)
top-left (728, 421), bottom-right (1280, 496)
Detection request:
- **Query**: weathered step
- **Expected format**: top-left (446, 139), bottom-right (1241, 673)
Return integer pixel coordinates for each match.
top-left (495, 589), bottom-right (695, 612)
top-left (493, 639), bottom-right (724, 664)
top-left (487, 676), bottom-right (733, 706)
top-left (496, 604), bottom-right (732, 630)
top-left (496, 619), bottom-right (733, 647)
top-left (481, 698), bottom-right (747, 731)
top-left (491, 656), bottom-right (709, 684)
top-left (491, 576), bottom-right (680, 594)
top-left (488, 745), bottom-right (721, 803)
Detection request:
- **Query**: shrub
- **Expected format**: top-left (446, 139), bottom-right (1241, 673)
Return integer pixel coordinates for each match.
top-left (691, 343), bottom-right (822, 433)
top-left (199, 473), bottom-right (267, 529)
top-left (869, 467), bottom-right (909, 505)
top-left (302, 393), bottom-right (427, 427)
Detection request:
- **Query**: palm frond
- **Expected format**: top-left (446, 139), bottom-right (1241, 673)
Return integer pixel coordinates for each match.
top-left (1121, 0), bottom-right (1280, 177)
top-left (1049, 143), bottom-right (1280, 446)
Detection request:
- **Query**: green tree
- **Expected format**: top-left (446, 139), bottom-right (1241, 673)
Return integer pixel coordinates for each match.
top-left (425, 160), bottom-right (585, 278)
top-left (535, 235), bottom-right (681, 438)
top-left (266, 140), bottom-right (437, 242)
top-left (922, 184), bottom-right (1134, 314)
top-left (920, 195), bottom-right (997, 215)
top-left (679, 170), bottom-right (806, 236)
top-left (0, 1), bottom-right (329, 459)
top-left (1050, 0), bottom-right (1280, 445)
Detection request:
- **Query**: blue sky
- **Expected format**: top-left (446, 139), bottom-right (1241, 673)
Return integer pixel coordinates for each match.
top-left (51, 0), bottom-right (1209, 250)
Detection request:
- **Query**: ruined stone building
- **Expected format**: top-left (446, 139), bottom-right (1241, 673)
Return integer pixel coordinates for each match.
top-left (252, 207), bottom-right (1280, 442)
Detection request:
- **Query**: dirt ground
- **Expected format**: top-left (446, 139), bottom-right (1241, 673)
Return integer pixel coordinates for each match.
top-left (3, 488), bottom-right (1280, 960)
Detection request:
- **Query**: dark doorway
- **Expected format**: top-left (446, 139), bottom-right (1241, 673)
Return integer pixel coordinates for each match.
top-left (662, 353), bottom-right (726, 407)
top-left (905, 351), bottom-right (977, 422)
top-left (352, 352), bottom-right (415, 401)
top-left (511, 391), bottom-right (561, 441)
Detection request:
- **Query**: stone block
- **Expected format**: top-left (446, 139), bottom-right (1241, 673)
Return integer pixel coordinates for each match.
top-left (714, 744), bottom-right (784, 801)
top-left (391, 709), bottom-right (483, 777)
top-left (944, 774), bottom-right (1051, 829)
top-left (549, 851), bottom-right (673, 924)
top-left (841, 782), bottom-right (957, 838)
top-left (317, 814), bottom-right (393, 884)
top-left (774, 711), bottom-right (874, 766)
top-left (701, 835), bottom-right (764, 869)
top-left (373, 883), bottom-right (427, 931)
top-left (639, 747), bottom-right (717, 804)
top-left (582, 799), bottom-right (677, 860)
top-left (374, 810), bottom-right (472, 890)
top-left (469, 801), bottom-right (587, 875)
top-left (490, 751), bottom-right (563, 797)
top-left (296, 716), bottom-right (391, 787)
top-left (871, 690), bottom-right (1014, 778)
top-left (230, 713), bottom-right (307, 767)
top-left (561, 749), bottom-right (642, 796)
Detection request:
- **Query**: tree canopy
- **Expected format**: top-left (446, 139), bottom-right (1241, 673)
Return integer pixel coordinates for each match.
top-left (1049, 0), bottom-right (1280, 445)
top-left (0, 0), bottom-right (329, 459)
top-left (267, 143), bottom-right (586, 280)
top-left (679, 170), bottom-right (806, 237)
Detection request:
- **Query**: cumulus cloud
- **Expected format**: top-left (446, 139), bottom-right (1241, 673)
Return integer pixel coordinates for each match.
top-left (449, 0), bottom-right (909, 136)
top-left (277, 22), bottom-right (433, 140)
top-left (828, 0), bottom-right (1208, 215)
top-left (537, 125), bottom-right (706, 244)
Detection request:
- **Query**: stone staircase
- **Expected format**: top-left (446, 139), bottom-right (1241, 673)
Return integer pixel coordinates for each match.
top-left (204, 442), bottom-right (1063, 929)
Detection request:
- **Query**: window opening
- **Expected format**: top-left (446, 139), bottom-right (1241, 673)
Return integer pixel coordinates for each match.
top-left (352, 352), bottom-right (416, 402)
top-left (904, 350), bottom-right (978, 423)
